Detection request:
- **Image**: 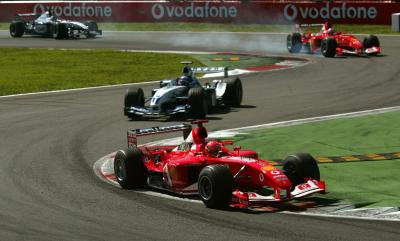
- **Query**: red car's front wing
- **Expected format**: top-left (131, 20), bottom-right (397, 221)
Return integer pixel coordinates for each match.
top-left (336, 46), bottom-right (381, 56)
top-left (231, 179), bottom-right (326, 208)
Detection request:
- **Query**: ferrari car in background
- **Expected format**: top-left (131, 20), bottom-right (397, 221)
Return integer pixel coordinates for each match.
top-left (124, 61), bottom-right (243, 120)
top-left (9, 10), bottom-right (102, 39)
top-left (287, 23), bottom-right (380, 57)
top-left (114, 120), bottom-right (326, 209)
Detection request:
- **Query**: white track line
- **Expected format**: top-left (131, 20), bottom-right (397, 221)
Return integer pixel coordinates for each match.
top-left (220, 106), bottom-right (400, 132)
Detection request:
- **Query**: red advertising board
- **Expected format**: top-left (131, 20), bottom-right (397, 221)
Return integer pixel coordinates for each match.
top-left (1, 1), bottom-right (399, 25)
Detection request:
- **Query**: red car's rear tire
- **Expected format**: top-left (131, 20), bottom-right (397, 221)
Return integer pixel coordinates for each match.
top-left (114, 147), bottom-right (147, 189)
top-left (287, 33), bottom-right (303, 53)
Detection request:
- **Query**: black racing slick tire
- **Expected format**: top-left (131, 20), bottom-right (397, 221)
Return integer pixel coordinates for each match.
top-left (114, 147), bottom-right (147, 189)
top-left (124, 87), bottom-right (145, 118)
top-left (287, 33), bottom-right (302, 53)
top-left (321, 37), bottom-right (337, 58)
top-left (363, 35), bottom-right (380, 49)
top-left (9, 21), bottom-right (25, 38)
top-left (198, 165), bottom-right (234, 209)
top-left (84, 20), bottom-right (98, 38)
top-left (124, 87), bottom-right (145, 107)
top-left (53, 23), bottom-right (68, 39)
top-left (46, 23), bottom-right (54, 37)
top-left (363, 35), bottom-right (380, 55)
top-left (188, 87), bottom-right (208, 119)
top-left (283, 153), bottom-right (320, 189)
top-left (222, 78), bottom-right (243, 107)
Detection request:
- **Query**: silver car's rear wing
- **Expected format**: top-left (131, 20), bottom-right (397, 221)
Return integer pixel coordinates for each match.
top-left (192, 67), bottom-right (228, 78)
top-left (15, 13), bottom-right (39, 21)
top-left (127, 124), bottom-right (192, 147)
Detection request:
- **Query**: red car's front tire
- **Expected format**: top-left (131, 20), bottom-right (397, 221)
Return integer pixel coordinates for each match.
top-left (198, 165), bottom-right (234, 209)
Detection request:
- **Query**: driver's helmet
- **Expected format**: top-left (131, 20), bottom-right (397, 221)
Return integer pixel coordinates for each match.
top-left (182, 65), bottom-right (192, 77)
top-left (322, 22), bottom-right (334, 34)
top-left (178, 76), bottom-right (190, 86)
top-left (205, 141), bottom-right (222, 157)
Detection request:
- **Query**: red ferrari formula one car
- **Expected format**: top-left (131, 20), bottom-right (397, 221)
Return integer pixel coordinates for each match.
top-left (114, 120), bottom-right (325, 209)
top-left (287, 23), bottom-right (380, 57)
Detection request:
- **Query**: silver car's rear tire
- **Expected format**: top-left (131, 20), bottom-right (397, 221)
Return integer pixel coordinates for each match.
top-left (9, 21), bottom-right (24, 38)
top-left (222, 78), bottom-right (242, 107)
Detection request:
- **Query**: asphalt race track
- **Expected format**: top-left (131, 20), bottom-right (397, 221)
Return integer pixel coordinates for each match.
top-left (0, 30), bottom-right (399, 241)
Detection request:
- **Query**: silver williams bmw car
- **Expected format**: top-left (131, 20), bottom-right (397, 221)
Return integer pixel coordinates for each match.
top-left (124, 62), bottom-right (243, 120)
top-left (10, 10), bottom-right (102, 39)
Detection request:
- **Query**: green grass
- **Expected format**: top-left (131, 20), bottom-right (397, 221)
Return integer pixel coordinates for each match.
top-left (230, 111), bottom-right (400, 207)
top-left (0, 49), bottom-right (284, 96)
top-left (232, 111), bottom-right (400, 160)
top-left (0, 48), bottom-right (203, 95)
top-left (1, 22), bottom-right (399, 34)
top-left (0, 23), bottom-right (8, 30)
top-left (320, 160), bottom-right (400, 207)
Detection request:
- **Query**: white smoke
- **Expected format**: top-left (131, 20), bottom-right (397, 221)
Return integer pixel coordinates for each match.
top-left (103, 31), bottom-right (290, 55)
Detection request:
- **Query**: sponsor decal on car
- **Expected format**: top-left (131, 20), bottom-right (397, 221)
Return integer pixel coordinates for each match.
top-left (228, 156), bottom-right (257, 163)
top-left (262, 166), bottom-right (276, 172)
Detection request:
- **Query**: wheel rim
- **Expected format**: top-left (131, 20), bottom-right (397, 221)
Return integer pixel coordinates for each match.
top-left (10, 25), bottom-right (16, 35)
top-left (114, 158), bottom-right (127, 182)
top-left (321, 41), bottom-right (327, 55)
top-left (283, 162), bottom-right (298, 186)
top-left (284, 162), bottom-right (296, 177)
top-left (287, 36), bottom-right (292, 50)
top-left (199, 176), bottom-right (213, 201)
top-left (53, 26), bottom-right (59, 38)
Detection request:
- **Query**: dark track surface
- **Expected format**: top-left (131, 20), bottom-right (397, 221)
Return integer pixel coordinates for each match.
top-left (0, 31), bottom-right (399, 241)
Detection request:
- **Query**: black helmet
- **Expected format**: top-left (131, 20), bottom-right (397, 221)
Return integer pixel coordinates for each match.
top-left (182, 66), bottom-right (191, 76)
top-left (178, 76), bottom-right (190, 86)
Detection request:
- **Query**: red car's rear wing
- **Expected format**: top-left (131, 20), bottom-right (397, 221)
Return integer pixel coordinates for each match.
top-left (295, 23), bottom-right (324, 32)
top-left (127, 124), bottom-right (192, 148)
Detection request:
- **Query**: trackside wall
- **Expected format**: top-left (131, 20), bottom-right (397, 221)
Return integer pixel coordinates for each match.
top-left (1, 1), bottom-right (400, 24)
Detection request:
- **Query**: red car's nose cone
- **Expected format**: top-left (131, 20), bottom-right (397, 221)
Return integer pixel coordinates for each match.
top-left (263, 168), bottom-right (292, 189)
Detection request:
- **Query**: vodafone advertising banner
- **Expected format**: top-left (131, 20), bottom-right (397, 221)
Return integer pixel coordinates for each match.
top-left (0, 1), bottom-right (399, 25)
